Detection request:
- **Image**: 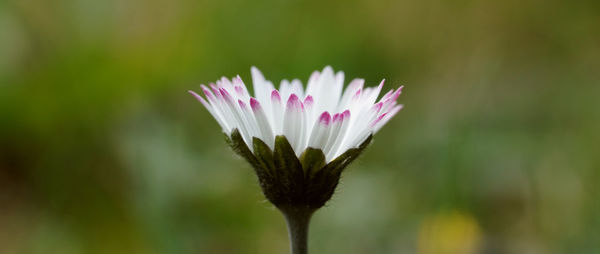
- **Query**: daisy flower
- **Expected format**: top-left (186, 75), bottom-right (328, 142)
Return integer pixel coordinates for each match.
top-left (189, 66), bottom-right (404, 254)
top-left (190, 66), bottom-right (402, 162)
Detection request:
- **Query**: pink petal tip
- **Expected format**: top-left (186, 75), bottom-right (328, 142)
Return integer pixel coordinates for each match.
top-left (332, 113), bottom-right (341, 122)
top-left (342, 109), bottom-right (350, 119)
top-left (234, 86), bottom-right (244, 95)
top-left (189, 90), bottom-right (203, 101)
top-left (372, 113), bottom-right (387, 126)
top-left (271, 90), bottom-right (281, 102)
top-left (373, 102), bottom-right (383, 112)
top-left (286, 94), bottom-right (301, 109)
top-left (304, 95), bottom-right (314, 106)
top-left (319, 112), bottom-right (331, 125)
top-left (238, 99), bottom-right (247, 109)
top-left (250, 98), bottom-right (261, 110)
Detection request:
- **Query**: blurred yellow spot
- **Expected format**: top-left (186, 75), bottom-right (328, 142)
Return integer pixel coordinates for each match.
top-left (418, 211), bottom-right (481, 254)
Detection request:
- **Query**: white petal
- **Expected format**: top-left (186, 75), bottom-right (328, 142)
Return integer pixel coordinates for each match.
top-left (327, 110), bottom-right (351, 160)
top-left (283, 94), bottom-right (304, 155)
top-left (290, 79), bottom-right (304, 99)
top-left (307, 112), bottom-right (332, 150)
top-left (189, 90), bottom-right (229, 131)
top-left (373, 105), bottom-right (403, 133)
top-left (238, 99), bottom-right (261, 144)
top-left (271, 90), bottom-right (283, 134)
top-left (219, 88), bottom-right (252, 146)
top-left (279, 79), bottom-right (292, 103)
top-left (251, 66), bottom-right (267, 99)
top-left (250, 98), bottom-right (275, 148)
top-left (338, 78), bottom-right (364, 111)
top-left (322, 112), bottom-right (343, 157)
top-left (305, 70), bottom-right (321, 99)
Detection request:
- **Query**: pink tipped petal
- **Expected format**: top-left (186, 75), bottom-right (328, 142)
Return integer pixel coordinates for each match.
top-left (381, 89), bottom-right (394, 101)
top-left (286, 94), bottom-right (300, 109)
top-left (372, 79), bottom-right (385, 98)
top-left (271, 90), bottom-right (281, 102)
top-left (383, 101), bottom-right (397, 113)
top-left (287, 93), bottom-right (299, 102)
top-left (200, 85), bottom-right (214, 99)
top-left (347, 78), bottom-right (364, 90)
top-left (326, 110), bottom-right (351, 160)
top-left (238, 99), bottom-right (247, 109)
top-left (319, 112), bottom-right (331, 125)
top-left (249, 98), bottom-right (261, 111)
top-left (391, 86), bottom-right (403, 101)
top-left (189, 90), bottom-right (205, 103)
top-left (283, 94), bottom-right (304, 154)
top-left (342, 109), bottom-right (350, 119)
top-left (252, 100), bottom-right (275, 148)
top-left (233, 75), bottom-right (243, 84)
top-left (210, 85), bottom-right (220, 95)
top-left (234, 86), bottom-right (244, 95)
top-left (304, 95), bottom-right (314, 106)
top-left (219, 88), bottom-right (233, 101)
top-left (373, 102), bottom-right (383, 112)
top-left (270, 89), bottom-right (283, 134)
top-left (352, 89), bottom-right (362, 99)
top-left (372, 113), bottom-right (387, 127)
top-left (332, 113), bottom-right (341, 122)
top-left (190, 90), bottom-right (230, 131)
top-left (210, 86), bottom-right (224, 102)
top-left (369, 79), bottom-right (385, 98)
top-left (308, 110), bottom-right (332, 149)
top-left (322, 110), bottom-right (344, 156)
top-left (373, 105), bottom-right (403, 133)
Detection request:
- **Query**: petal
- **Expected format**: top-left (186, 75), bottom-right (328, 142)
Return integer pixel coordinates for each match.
top-left (326, 110), bottom-right (351, 160)
top-left (307, 112), bottom-right (331, 150)
top-left (250, 98), bottom-right (275, 148)
top-left (271, 90), bottom-right (283, 134)
top-left (189, 90), bottom-right (229, 131)
top-left (283, 94), bottom-right (305, 154)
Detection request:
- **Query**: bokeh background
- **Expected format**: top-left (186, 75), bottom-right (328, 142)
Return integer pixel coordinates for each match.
top-left (1, 0), bottom-right (599, 253)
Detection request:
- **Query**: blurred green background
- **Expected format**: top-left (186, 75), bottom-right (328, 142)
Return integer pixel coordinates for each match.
top-left (1, 0), bottom-right (599, 253)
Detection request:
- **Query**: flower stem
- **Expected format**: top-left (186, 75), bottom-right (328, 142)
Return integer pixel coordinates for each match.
top-left (280, 206), bottom-right (315, 254)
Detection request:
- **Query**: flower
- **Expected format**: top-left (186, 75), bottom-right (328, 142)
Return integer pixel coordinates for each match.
top-left (189, 66), bottom-right (402, 209)
top-left (190, 66), bottom-right (404, 254)
top-left (190, 66), bottom-right (403, 162)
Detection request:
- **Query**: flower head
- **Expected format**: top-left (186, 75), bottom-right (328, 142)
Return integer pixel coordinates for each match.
top-left (190, 66), bottom-right (403, 162)
top-left (190, 66), bottom-right (403, 209)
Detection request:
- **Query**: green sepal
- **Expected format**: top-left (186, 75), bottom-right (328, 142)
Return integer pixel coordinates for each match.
top-left (273, 135), bottom-right (305, 204)
top-left (224, 129), bottom-right (260, 168)
top-left (252, 137), bottom-right (275, 174)
top-left (305, 135), bottom-right (373, 208)
top-left (225, 129), bottom-right (276, 201)
top-left (299, 148), bottom-right (326, 177)
top-left (251, 137), bottom-right (281, 203)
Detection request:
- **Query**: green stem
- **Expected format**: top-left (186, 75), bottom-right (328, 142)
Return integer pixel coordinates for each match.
top-left (279, 206), bottom-right (315, 254)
